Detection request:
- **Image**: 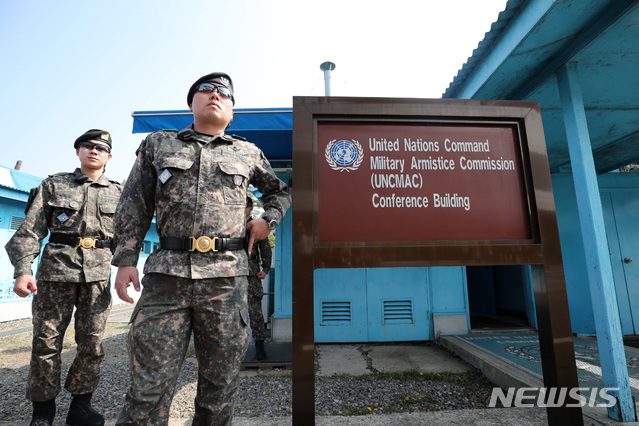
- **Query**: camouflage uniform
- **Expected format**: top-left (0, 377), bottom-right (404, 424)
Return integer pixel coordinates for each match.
top-left (4, 168), bottom-right (122, 401)
top-left (247, 237), bottom-right (272, 341)
top-left (112, 125), bottom-right (291, 425)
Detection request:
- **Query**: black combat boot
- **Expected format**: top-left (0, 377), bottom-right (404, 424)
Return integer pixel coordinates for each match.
top-left (30, 399), bottom-right (55, 426)
top-left (256, 340), bottom-right (267, 361)
top-left (65, 393), bottom-right (105, 426)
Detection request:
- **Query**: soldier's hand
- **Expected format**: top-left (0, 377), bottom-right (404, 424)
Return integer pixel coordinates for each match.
top-left (115, 266), bottom-right (140, 304)
top-left (257, 271), bottom-right (267, 279)
top-left (246, 219), bottom-right (269, 255)
top-left (13, 275), bottom-right (37, 297)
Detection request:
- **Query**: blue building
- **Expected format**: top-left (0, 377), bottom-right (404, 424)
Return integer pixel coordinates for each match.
top-left (442, 0), bottom-right (639, 338)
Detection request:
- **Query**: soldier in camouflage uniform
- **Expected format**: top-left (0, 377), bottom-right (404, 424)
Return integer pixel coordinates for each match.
top-left (112, 72), bottom-right (291, 426)
top-left (5, 129), bottom-right (122, 426)
top-left (245, 197), bottom-right (273, 361)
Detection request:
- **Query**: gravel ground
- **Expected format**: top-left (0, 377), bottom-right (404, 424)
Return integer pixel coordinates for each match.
top-left (0, 308), bottom-right (497, 422)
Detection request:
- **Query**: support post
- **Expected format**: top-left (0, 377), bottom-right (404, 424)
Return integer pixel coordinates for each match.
top-left (556, 62), bottom-right (636, 422)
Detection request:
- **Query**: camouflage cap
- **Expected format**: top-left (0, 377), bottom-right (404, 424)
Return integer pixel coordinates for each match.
top-left (187, 72), bottom-right (234, 106)
top-left (74, 129), bottom-right (112, 149)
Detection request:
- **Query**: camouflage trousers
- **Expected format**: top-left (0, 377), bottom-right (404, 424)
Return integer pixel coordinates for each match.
top-left (247, 275), bottom-right (267, 341)
top-left (28, 279), bottom-right (112, 401)
top-left (116, 274), bottom-right (250, 426)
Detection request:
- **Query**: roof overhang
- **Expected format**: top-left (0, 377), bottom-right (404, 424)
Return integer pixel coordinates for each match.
top-left (443, 0), bottom-right (639, 173)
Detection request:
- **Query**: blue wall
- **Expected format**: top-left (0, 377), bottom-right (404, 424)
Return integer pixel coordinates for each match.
top-left (0, 194), bottom-right (39, 304)
top-left (313, 266), bottom-right (467, 343)
top-left (552, 171), bottom-right (639, 335)
top-left (0, 197), bottom-right (28, 232)
top-left (271, 198), bottom-right (292, 324)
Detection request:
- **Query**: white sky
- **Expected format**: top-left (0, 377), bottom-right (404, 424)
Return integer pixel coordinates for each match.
top-left (0, 0), bottom-right (507, 182)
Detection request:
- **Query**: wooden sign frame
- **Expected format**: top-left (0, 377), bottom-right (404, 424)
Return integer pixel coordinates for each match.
top-left (291, 97), bottom-right (582, 425)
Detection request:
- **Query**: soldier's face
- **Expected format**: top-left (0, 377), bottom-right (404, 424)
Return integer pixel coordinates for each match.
top-left (76, 139), bottom-right (112, 169)
top-left (190, 83), bottom-right (234, 128)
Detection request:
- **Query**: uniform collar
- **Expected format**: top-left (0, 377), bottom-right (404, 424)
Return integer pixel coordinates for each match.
top-left (73, 168), bottom-right (111, 186)
top-left (178, 124), bottom-right (235, 144)
top-left (73, 168), bottom-right (89, 182)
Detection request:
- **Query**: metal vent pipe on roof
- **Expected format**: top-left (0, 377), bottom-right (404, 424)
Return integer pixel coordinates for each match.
top-left (320, 61), bottom-right (336, 96)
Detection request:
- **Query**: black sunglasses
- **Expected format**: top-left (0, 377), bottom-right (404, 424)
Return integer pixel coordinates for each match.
top-left (79, 141), bottom-right (111, 154)
top-left (196, 83), bottom-right (234, 103)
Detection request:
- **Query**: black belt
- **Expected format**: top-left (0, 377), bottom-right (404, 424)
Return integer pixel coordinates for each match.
top-left (160, 236), bottom-right (245, 253)
top-left (49, 234), bottom-right (112, 249)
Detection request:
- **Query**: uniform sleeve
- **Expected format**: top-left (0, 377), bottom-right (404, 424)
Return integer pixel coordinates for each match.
top-left (111, 139), bottom-right (157, 267)
top-left (4, 181), bottom-right (52, 277)
top-left (251, 151), bottom-right (291, 227)
top-left (258, 238), bottom-right (272, 274)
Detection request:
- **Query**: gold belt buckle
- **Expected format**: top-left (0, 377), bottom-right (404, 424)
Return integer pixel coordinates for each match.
top-left (77, 237), bottom-right (96, 249)
top-left (189, 236), bottom-right (219, 253)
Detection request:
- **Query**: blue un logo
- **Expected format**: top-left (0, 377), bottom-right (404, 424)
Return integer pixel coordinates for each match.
top-left (325, 139), bottom-right (363, 172)
top-left (331, 140), bottom-right (358, 166)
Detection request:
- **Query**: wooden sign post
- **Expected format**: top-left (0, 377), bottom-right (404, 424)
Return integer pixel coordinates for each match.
top-left (292, 97), bottom-right (582, 425)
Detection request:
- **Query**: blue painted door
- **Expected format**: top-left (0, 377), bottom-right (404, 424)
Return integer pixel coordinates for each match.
top-left (314, 268), bottom-right (369, 342)
top-left (366, 268), bottom-right (431, 342)
top-left (314, 267), bottom-right (439, 342)
top-left (602, 190), bottom-right (639, 334)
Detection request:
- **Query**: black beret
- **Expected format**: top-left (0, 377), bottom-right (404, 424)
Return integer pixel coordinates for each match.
top-left (246, 196), bottom-right (253, 207)
top-left (74, 129), bottom-right (112, 149)
top-left (187, 72), bottom-right (234, 106)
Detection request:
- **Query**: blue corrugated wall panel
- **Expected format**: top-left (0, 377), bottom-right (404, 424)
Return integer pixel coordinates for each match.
top-left (314, 268), bottom-right (368, 342)
top-left (366, 267), bottom-right (431, 342)
top-left (313, 266), bottom-right (467, 342)
top-left (430, 266), bottom-right (467, 313)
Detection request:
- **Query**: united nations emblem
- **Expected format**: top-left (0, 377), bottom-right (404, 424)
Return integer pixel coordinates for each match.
top-left (325, 139), bottom-right (364, 172)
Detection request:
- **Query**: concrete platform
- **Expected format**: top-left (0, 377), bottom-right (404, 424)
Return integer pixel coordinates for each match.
top-left (440, 333), bottom-right (543, 390)
top-left (314, 342), bottom-right (472, 377)
top-left (240, 341), bottom-right (471, 378)
top-left (441, 332), bottom-right (639, 425)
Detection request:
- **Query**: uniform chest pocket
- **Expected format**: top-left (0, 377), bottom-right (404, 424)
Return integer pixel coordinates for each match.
top-left (219, 162), bottom-right (249, 205)
top-left (48, 195), bottom-right (83, 227)
top-left (153, 156), bottom-right (195, 200)
top-left (99, 195), bottom-right (120, 215)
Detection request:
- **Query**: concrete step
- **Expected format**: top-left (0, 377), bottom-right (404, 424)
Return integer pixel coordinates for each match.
top-left (440, 334), bottom-right (543, 390)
